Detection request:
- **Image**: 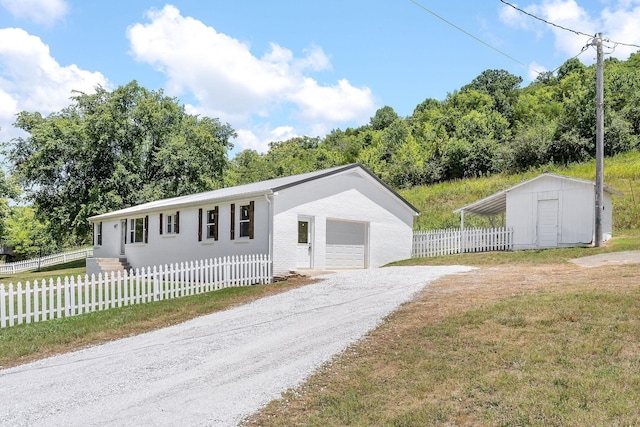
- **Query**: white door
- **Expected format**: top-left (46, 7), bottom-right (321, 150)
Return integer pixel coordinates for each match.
top-left (296, 217), bottom-right (312, 269)
top-left (326, 220), bottom-right (367, 269)
top-left (537, 199), bottom-right (559, 247)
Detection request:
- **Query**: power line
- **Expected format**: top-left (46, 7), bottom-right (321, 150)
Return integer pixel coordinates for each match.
top-left (499, 0), bottom-right (592, 37)
top-left (408, 0), bottom-right (541, 75)
top-left (499, 0), bottom-right (640, 49)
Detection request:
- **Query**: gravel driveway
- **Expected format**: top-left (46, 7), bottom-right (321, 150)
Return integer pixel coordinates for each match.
top-left (0, 265), bottom-right (472, 426)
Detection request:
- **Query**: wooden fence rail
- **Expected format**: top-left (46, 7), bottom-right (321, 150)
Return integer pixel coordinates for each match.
top-left (0, 248), bottom-right (94, 274)
top-left (412, 227), bottom-right (513, 258)
top-left (0, 254), bottom-right (272, 328)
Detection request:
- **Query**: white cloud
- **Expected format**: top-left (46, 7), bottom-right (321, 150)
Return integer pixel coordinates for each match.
top-left (528, 61), bottom-right (548, 81)
top-left (499, 2), bottom-right (536, 30)
top-left (0, 28), bottom-right (109, 140)
top-left (234, 125), bottom-right (299, 154)
top-left (0, 0), bottom-right (68, 26)
top-left (127, 4), bottom-right (376, 152)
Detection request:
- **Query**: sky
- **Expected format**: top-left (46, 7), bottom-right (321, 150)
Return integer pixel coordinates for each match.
top-left (0, 0), bottom-right (639, 155)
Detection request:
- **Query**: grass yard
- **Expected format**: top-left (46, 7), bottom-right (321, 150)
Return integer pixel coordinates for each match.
top-left (0, 259), bottom-right (88, 284)
top-left (245, 236), bottom-right (640, 426)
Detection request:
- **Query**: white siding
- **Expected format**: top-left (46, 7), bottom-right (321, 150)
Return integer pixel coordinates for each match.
top-left (272, 169), bottom-right (414, 274)
top-left (93, 199), bottom-right (270, 270)
top-left (507, 175), bottom-right (611, 249)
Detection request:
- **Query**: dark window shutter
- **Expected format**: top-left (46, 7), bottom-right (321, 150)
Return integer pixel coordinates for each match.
top-left (98, 222), bottom-right (102, 245)
top-left (175, 211), bottom-right (180, 234)
top-left (213, 206), bottom-right (219, 241)
top-left (144, 215), bottom-right (149, 243)
top-left (198, 208), bottom-right (203, 242)
top-left (230, 203), bottom-right (235, 240)
top-left (159, 213), bottom-right (163, 235)
top-left (249, 200), bottom-right (255, 239)
top-left (124, 219), bottom-right (127, 244)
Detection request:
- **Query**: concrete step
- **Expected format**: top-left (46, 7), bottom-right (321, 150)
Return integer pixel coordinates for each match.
top-left (93, 257), bottom-right (131, 273)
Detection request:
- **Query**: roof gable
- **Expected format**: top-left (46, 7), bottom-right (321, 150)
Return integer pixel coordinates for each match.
top-left (89, 164), bottom-right (419, 221)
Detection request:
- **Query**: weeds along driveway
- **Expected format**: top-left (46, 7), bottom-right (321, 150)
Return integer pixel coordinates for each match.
top-left (0, 265), bottom-right (472, 427)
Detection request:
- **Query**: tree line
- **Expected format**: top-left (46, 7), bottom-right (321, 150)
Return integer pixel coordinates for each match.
top-left (2, 52), bottom-right (640, 259)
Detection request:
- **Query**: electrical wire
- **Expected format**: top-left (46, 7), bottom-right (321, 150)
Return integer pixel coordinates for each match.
top-left (408, 0), bottom-right (542, 75)
top-left (499, 0), bottom-right (640, 49)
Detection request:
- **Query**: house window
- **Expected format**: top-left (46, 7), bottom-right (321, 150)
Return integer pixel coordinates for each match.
top-left (129, 217), bottom-right (147, 243)
top-left (207, 208), bottom-right (218, 239)
top-left (230, 201), bottom-right (254, 240)
top-left (167, 214), bottom-right (175, 234)
top-left (160, 211), bottom-right (179, 235)
top-left (239, 204), bottom-right (251, 238)
top-left (95, 222), bottom-right (102, 246)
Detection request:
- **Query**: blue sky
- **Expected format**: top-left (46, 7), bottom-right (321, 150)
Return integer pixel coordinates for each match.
top-left (1, 0), bottom-right (639, 154)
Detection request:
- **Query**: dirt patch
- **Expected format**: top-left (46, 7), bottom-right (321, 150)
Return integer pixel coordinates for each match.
top-left (570, 250), bottom-right (640, 268)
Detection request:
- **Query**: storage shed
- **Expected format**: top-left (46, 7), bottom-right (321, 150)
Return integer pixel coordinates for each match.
top-left (88, 164), bottom-right (419, 276)
top-left (454, 173), bottom-right (622, 249)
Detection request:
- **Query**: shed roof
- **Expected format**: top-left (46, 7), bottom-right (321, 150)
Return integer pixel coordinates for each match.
top-left (89, 163), bottom-right (420, 221)
top-left (453, 173), bottom-right (623, 217)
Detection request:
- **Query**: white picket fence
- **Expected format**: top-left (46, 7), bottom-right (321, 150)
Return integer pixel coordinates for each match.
top-left (412, 227), bottom-right (513, 258)
top-left (0, 248), bottom-right (94, 274)
top-left (0, 254), bottom-right (272, 328)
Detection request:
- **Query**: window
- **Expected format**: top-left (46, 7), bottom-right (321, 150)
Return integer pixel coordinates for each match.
top-left (239, 204), bottom-right (250, 238)
top-left (207, 208), bottom-right (218, 239)
top-left (230, 201), bottom-right (254, 240)
top-left (129, 216), bottom-right (148, 243)
top-left (95, 222), bottom-right (103, 246)
top-left (167, 214), bottom-right (175, 234)
top-left (160, 212), bottom-right (179, 235)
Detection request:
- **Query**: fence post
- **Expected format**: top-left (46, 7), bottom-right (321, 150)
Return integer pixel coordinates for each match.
top-left (0, 284), bottom-right (5, 328)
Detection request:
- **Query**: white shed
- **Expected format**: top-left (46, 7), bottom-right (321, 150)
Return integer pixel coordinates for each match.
top-left (454, 173), bottom-right (622, 250)
top-left (88, 164), bottom-right (419, 276)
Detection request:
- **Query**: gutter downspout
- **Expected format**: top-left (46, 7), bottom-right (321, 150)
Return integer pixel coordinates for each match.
top-left (265, 192), bottom-right (275, 279)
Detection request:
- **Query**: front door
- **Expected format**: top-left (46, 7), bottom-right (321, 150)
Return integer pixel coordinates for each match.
top-left (296, 217), bottom-right (312, 269)
top-left (120, 219), bottom-right (127, 255)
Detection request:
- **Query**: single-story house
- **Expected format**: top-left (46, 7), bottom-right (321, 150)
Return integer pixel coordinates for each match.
top-left (454, 173), bottom-right (622, 250)
top-left (88, 163), bottom-right (419, 276)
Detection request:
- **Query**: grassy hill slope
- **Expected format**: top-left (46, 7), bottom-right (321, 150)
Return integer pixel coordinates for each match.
top-left (400, 150), bottom-right (640, 232)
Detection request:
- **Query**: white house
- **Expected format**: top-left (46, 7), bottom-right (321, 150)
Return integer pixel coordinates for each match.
top-left (454, 173), bottom-right (622, 250)
top-left (88, 164), bottom-right (419, 276)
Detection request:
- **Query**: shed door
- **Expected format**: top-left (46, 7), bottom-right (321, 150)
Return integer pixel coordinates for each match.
top-left (326, 220), bottom-right (366, 269)
top-left (537, 199), bottom-right (558, 247)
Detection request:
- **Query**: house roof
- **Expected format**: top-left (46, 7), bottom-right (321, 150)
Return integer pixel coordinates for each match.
top-left (89, 163), bottom-right (420, 221)
top-left (453, 173), bottom-right (623, 217)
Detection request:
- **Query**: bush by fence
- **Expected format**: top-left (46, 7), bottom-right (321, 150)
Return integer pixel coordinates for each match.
top-left (1, 254), bottom-right (271, 328)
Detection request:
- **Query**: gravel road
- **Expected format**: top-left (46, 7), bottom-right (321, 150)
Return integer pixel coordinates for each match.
top-left (0, 265), bottom-right (472, 426)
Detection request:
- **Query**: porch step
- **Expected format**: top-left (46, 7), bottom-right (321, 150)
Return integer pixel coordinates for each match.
top-left (94, 257), bottom-right (131, 273)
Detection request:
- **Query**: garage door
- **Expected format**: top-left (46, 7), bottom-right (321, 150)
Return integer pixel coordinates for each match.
top-left (326, 220), bottom-right (366, 269)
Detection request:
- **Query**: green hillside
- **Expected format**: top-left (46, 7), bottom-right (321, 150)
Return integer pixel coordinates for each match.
top-left (400, 150), bottom-right (640, 232)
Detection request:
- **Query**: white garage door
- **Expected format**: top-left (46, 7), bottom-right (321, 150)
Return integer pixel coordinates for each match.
top-left (326, 220), bottom-right (366, 269)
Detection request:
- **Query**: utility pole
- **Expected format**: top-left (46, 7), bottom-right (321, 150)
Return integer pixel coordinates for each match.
top-left (594, 33), bottom-right (604, 247)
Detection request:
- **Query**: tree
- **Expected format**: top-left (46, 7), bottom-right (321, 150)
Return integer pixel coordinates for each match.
top-left (8, 81), bottom-right (236, 244)
top-left (462, 69), bottom-right (522, 121)
top-left (369, 106), bottom-right (399, 131)
top-left (4, 206), bottom-right (56, 260)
